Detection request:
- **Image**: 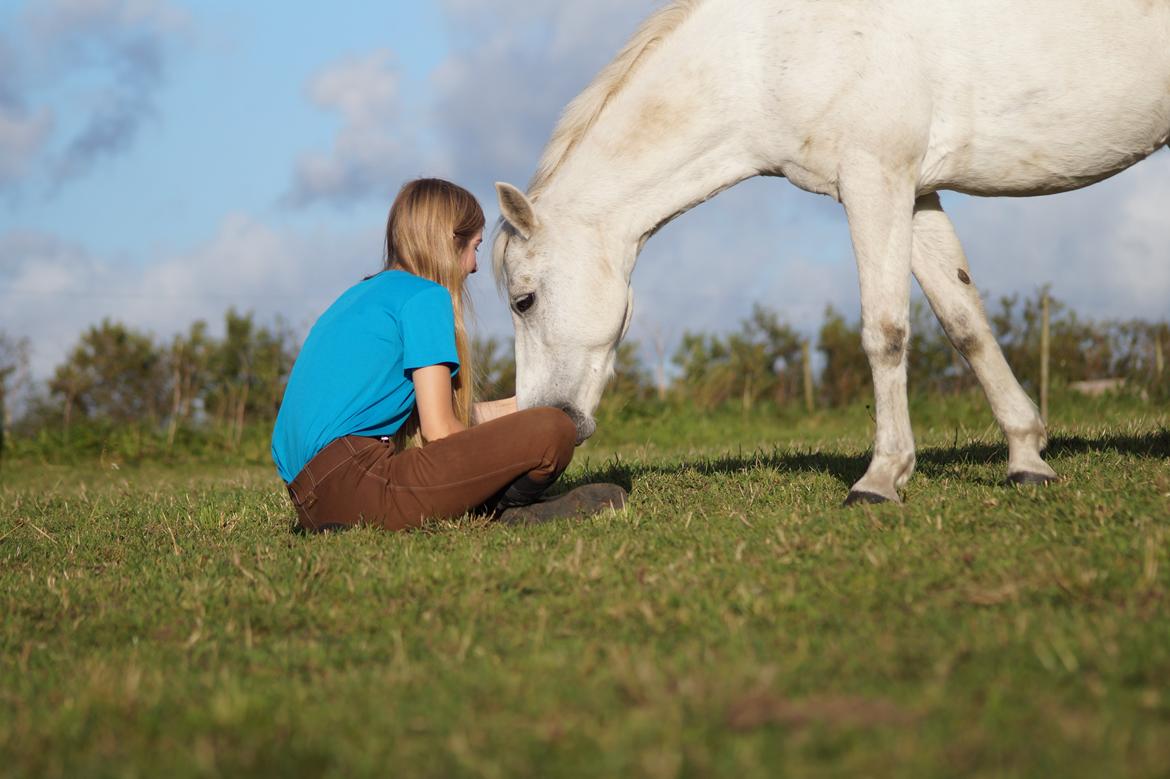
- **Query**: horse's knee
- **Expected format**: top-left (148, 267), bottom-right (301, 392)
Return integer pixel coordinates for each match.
top-left (863, 319), bottom-right (909, 368)
top-left (940, 312), bottom-right (984, 360)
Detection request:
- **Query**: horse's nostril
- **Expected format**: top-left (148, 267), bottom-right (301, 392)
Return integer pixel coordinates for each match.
top-left (550, 403), bottom-right (596, 443)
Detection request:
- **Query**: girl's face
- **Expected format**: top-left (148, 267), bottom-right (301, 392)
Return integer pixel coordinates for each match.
top-left (460, 230), bottom-right (483, 278)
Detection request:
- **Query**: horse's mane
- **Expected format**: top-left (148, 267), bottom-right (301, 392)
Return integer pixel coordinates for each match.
top-left (527, 0), bottom-right (706, 198)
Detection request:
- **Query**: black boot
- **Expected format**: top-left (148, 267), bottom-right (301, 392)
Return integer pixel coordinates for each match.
top-left (495, 475), bottom-right (557, 511)
top-left (496, 483), bottom-right (628, 526)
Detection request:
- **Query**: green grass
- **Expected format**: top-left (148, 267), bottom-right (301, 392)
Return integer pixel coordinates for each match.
top-left (2, 393), bottom-right (1169, 778)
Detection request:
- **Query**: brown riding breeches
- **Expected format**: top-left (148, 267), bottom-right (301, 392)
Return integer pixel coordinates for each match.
top-left (284, 407), bottom-right (578, 532)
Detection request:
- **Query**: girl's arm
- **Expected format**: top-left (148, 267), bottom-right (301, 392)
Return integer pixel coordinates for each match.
top-left (412, 365), bottom-right (466, 442)
top-left (472, 396), bottom-right (518, 425)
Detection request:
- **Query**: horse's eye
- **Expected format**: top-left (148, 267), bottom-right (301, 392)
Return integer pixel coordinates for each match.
top-left (513, 293), bottom-right (536, 314)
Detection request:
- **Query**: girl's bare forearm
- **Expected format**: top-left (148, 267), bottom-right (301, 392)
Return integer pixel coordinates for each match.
top-left (472, 397), bottom-right (518, 425)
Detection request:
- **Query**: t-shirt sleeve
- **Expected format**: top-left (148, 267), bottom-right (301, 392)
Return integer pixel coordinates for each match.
top-left (399, 285), bottom-right (460, 376)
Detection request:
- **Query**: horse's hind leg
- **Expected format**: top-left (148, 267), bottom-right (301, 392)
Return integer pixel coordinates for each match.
top-left (910, 193), bottom-right (1057, 484)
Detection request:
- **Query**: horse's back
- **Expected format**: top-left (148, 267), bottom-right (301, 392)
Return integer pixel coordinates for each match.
top-left (906, 0), bottom-right (1170, 194)
top-left (752, 0), bottom-right (1170, 196)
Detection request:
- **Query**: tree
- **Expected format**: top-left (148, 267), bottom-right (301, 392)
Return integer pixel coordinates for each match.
top-left (472, 336), bottom-right (516, 400)
top-left (649, 324), bottom-right (671, 401)
top-left (0, 333), bottom-right (31, 464)
top-left (992, 288), bottom-right (1130, 390)
top-left (48, 320), bottom-right (166, 437)
top-left (740, 304), bottom-right (804, 407)
top-left (816, 306), bottom-right (869, 407)
top-left (165, 321), bottom-right (213, 447)
top-left (673, 304), bottom-right (804, 410)
top-left (251, 316), bottom-right (298, 421)
top-left (907, 298), bottom-right (972, 396)
top-left (205, 310), bottom-right (298, 448)
top-left (607, 340), bottom-right (653, 406)
top-left (672, 331), bottom-right (732, 408)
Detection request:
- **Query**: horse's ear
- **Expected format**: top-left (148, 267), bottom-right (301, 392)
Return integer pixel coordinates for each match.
top-left (495, 182), bottom-right (538, 240)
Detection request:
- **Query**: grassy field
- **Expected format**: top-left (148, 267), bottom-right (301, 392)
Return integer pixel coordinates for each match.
top-left (2, 393), bottom-right (1169, 778)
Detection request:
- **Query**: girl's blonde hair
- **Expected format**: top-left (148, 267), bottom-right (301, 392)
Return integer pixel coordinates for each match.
top-left (384, 178), bottom-right (484, 448)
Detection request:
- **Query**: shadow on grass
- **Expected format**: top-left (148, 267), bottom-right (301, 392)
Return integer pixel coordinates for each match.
top-left (567, 428), bottom-right (1170, 492)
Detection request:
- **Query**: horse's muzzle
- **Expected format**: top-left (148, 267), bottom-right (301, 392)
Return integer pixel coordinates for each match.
top-left (556, 403), bottom-right (597, 445)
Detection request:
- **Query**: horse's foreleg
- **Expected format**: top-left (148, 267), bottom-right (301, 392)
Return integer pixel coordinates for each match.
top-left (840, 158), bottom-right (918, 505)
top-left (910, 194), bottom-right (1057, 484)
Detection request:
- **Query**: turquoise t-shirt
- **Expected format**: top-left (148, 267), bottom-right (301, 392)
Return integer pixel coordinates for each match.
top-left (271, 270), bottom-right (459, 483)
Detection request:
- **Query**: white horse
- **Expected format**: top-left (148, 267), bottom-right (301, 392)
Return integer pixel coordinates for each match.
top-left (492, 0), bottom-right (1170, 504)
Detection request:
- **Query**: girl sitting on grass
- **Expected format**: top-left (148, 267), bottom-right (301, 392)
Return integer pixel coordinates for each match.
top-left (271, 178), bottom-right (626, 533)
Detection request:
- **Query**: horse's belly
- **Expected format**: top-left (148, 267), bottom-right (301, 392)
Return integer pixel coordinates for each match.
top-left (921, 89), bottom-right (1170, 196)
top-left (927, 128), bottom-right (1170, 197)
top-left (915, 1), bottom-right (1170, 196)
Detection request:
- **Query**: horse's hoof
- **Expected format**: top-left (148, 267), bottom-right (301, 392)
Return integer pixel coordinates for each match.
top-left (843, 490), bottom-right (892, 507)
top-left (1006, 472), bottom-right (1058, 487)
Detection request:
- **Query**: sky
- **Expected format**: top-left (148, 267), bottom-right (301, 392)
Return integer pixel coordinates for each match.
top-left (1, 0), bottom-right (1168, 381)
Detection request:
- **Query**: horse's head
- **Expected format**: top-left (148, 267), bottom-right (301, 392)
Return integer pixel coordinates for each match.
top-left (493, 182), bottom-right (634, 443)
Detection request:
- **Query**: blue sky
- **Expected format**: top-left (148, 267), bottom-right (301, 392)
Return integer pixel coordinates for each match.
top-left (0, 2), bottom-right (447, 255)
top-left (2, 0), bottom-right (1168, 379)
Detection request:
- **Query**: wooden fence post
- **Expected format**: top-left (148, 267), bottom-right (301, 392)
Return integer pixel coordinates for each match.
top-left (802, 340), bottom-right (815, 414)
top-left (1040, 290), bottom-right (1050, 425)
top-left (0, 383), bottom-right (6, 471)
top-left (1156, 327), bottom-right (1165, 380)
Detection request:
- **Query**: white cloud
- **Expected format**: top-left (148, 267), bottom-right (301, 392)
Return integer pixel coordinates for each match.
top-left (0, 34), bottom-right (53, 192)
top-left (1108, 158), bottom-right (1170, 314)
top-left (0, 0), bottom-right (189, 195)
top-left (25, 0), bottom-right (187, 38)
top-left (0, 107), bottom-right (54, 190)
top-left (0, 217), bottom-right (383, 378)
top-left (284, 50), bottom-right (422, 207)
top-left (306, 49), bottom-right (399, 124)
top-left (627, 180), bottom-right (858, 346)
top-left (431, 0), bottom-right (660, 189)
top-left (947, 149), bottom-right (1170, 321)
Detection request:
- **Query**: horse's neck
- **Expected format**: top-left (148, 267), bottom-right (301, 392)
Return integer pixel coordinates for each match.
top-left (536, 0), bottom-right (763, 272)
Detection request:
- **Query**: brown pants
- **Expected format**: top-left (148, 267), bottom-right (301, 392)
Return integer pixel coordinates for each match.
top-left (285, 407), bottom-right (577, 532)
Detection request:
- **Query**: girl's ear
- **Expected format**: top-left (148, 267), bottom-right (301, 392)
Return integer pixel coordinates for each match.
top-left (495, 182), bottom-right (538, 240)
